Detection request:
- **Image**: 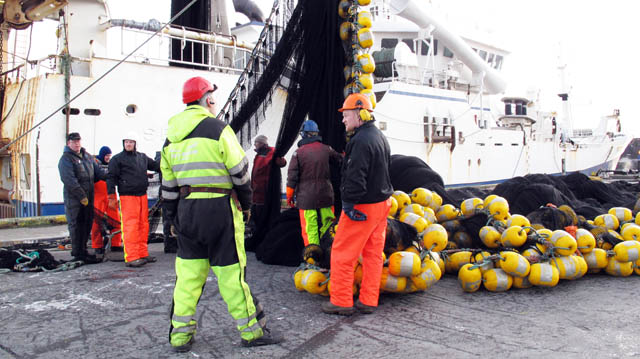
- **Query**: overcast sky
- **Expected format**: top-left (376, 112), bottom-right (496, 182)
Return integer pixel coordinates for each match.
top-left (28, 0), bottom-right (640, 136)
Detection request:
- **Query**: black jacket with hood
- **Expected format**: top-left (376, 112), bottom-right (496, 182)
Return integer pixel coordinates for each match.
top-left (58, 146), bottom-right (106, 202)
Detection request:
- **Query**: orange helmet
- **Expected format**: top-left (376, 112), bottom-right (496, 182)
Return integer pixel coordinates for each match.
top-left (338, 93), bottom-right (372, 112)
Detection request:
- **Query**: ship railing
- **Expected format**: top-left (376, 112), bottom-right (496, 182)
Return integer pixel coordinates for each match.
top-left (2, 54), bottom-right (57, 83)
top-left (106, 26), bottom-right (258, 75)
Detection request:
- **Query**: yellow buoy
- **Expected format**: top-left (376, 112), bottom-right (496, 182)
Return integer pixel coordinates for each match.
top-left (608, 207), bottom-right (633, 223)
top-left (594, 213), bottom-right (620, 230)
top-left (551, 255), bottom-right (579, 280)
top-left (528, 262), bottom-right (559, 287)
top-left (357, 53), bottom-right (376, 74)
top-left (500, 226), bottom-right (528, 248)
top-left (458, 263), bottom-right (482, 292)
top-left (339, 22), bottom-right (352, 41)
top-left (388, 196), bottom-right (399, 217)
top-left (400, 212), bottom-right (428, 233)
top-left (498, 251), bottom-right (531, 277)
top-left (506, 214), bottom-right (531, 233)
top-left (429, 192), bottom-right (443, 212)
top-left (422, 223), bottom-right (448, 252)
top-left (412, 259), bottom-right (441, 291)
top-left (574, 255), bottom-right (588, 279)
top-left (388, 251), bottom-right (422, 277)
top-left (404, 245), bottom-right (420, 256)
top-left (357, 11), bottom-right (372, 28)
top-left (460, 197), bottom-right (483, 218)
top-left (357, 0), bottom-right (371, 5)
top-left (605, 258), bottom-right (634, 277)
top-left (357, 28), bottom-right (374, 48)
top-left (550, 230), bottom-right (578, 256)
top-left (620, 223), bottom-right (640, 242)
top-left (360, 89), bottom-right (377, 109)
top-left (411, 188), bottom-right (433, 207)
top-left (479, 226), bottom-right (501, 248)
top-left (635, 259), bottom-right (640, 276)
top-left (613, 240), bottom-right (640, 262)
top-left (338, 0), bottom-right (351, 18)
top-left (486, 197), bottom-right (509, 221)
top-left (445, 251), bottom-right (473, 274)
top-left (583, 248), bottom-right (608, 269)
top-left (512, 275), bottom-right (533, 289)
top-left (474, 251), bottom-right (494, 274)
top-left (483, 194), bottom-right (498, 208)
top-left (423, 207), bottom-right (437, 224)
top-left (301, 269), bottom-right (328, 294)
top-left (380, 267), bottom-right (407, 292)
top-left (392, 190), bottom-right (411, 209)
top-left (521, 247), bottom-right (542, 262)
top-left (294, 270), bottom-right (305, 291)
top-left (436, 204), bottom-right (459, 222)
top-left (358, 73), bottom-right (374, 90)
top-left (427, 252), bottom-right (445, 274)
top-left (482, 268), bottom-right (513, 292)
top-left (575, 228), bottom-right (596, 254)
top-left (636, 212), bottom-right (640, 226)
top-left (400, 203), bottom-right (425, 218)
top-left (354, 263), bottom-right (363, 284)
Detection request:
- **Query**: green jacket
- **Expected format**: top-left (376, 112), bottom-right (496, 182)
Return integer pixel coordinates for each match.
top-left (161, 106), bottom-right (251, 214)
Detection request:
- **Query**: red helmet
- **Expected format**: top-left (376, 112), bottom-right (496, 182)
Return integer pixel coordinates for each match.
top-left (182, 77), bottom-right (217, 104)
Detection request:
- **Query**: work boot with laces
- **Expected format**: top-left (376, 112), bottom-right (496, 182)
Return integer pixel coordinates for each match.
top-left (321, 301), bottom-right (355, 316)
top-left (172, 337), bottom-right (194, 353)
top-left (125, 258), bottom-right (146, 267)
top-left (241, 328), bottom-right (284, 347)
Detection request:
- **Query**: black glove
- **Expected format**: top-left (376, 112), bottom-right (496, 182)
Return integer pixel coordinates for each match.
top-left (342, 201), bottom-right (367, 221)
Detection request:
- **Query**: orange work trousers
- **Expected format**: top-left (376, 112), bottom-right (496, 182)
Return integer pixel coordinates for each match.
top-left (120, 195), bottom-right (149, 262)
top-left (91, 180), bottom-right (122, 248)
top-left (330, 198), bottom-right (391, 308)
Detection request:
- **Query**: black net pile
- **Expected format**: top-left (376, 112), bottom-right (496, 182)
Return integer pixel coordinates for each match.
top-left (0, 246), bottom-right (63, 272)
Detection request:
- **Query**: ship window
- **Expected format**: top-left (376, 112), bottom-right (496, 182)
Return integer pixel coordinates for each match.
top-left (443, 47), bottom-right (454, 58)
top-left (84, 109), bottom-right (101, 116)
top-left (420, 39), bottom-right (438, 56)
top-left (381, 38), bottom-right (398, 49)
top-left (494, 55), bottom-right (504, 70)
top-left (402, 39), bottom-right (414, 52)
top-left (126, 104), bottom-right (138, 114)
top-left (20, 154), bottom-right (31, 190)
top-left (478, 50), bottom-right (487, 61)
top-left (494, 143), bottom-right (503, 146)
top-left (487, 53), bottom-right (495, 65)
top-left (61, 108), bottom-right (80, 115)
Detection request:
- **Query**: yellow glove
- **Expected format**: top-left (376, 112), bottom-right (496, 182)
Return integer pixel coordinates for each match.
top-left (80, 197), bottom-right (89, 206)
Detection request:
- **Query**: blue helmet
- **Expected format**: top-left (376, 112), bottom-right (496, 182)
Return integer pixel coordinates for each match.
top-left (300, 120), bottom-right (319, 138)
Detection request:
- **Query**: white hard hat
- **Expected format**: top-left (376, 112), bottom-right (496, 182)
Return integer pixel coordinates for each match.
top-left (123, 131), bottom-right (139, 143)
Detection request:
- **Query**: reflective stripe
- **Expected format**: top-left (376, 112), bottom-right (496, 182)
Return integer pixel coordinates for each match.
top-left (163, 190), bottom-right (179, 200)
top-left (228, 157), bottom-right (248, 175)
top-left (231, 172), bottom-right (250, 185)
top-left (162, 178), bottom-right (178, 187)
top-left (236, 312), bottom-right (257, 327)
top-left (172, 324), bottom-right (196, 333)
top-left (241, 322), bottom-right (262, 333)
top-left (172, 161), bottom-right (226, 172)
top-left (172, 315), bottom-right (194, 323)
top-left (177, 175), bottom-right (232, 186)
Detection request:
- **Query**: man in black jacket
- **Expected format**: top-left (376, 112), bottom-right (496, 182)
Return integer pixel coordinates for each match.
top-left (58, 132), bottom-right (106, 263)
top-left (107, 131), bottom-right (160, 267)
top-left (322, 93), bottom-right (393, 316)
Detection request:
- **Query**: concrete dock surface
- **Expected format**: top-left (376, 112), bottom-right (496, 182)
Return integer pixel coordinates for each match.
top-left (1, 225), bottom-right (640, 358)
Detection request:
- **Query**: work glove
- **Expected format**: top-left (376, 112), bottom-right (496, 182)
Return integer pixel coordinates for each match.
top-left (342, 202), bottom-right (367, 221)
top-left (108, 195), bottom-right (117, 211)
top-left (286, 186), bottom-right (295, 208)
top-left (80, 197), bottom-right (89, 206)
top-left (243, 210), bottom-right (251, 224)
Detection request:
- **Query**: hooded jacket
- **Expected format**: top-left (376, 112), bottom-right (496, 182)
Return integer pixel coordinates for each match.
top-left (107, 142), bottom-right (159, 196)
top-left (160, 105), bottom-right (252, 216)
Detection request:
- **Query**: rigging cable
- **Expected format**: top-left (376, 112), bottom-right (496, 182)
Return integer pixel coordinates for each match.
top-left (0, 0), bottom-right (201, 153)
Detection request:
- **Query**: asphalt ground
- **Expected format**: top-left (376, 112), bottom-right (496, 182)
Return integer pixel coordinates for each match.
top-left (1, 226), bottom-right (640, 358)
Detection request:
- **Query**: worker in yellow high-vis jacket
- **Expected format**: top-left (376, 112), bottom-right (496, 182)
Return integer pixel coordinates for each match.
top-left (161, 77), bottom-right (283, 353)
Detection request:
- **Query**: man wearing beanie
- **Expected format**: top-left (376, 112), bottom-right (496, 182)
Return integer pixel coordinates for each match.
top-left (91, 146), bottom-right (124, 261)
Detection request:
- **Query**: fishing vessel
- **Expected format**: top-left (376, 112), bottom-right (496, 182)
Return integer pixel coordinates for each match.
top-left (0, 0), bottom-right (630, 218)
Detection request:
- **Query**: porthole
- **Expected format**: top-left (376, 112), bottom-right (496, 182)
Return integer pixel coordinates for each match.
top-left (126, 104), bottom-right (137, 115)
top-left (62, 108), bottom-right (80, 115)
top-left (84, 109), bottom-right (101, 116)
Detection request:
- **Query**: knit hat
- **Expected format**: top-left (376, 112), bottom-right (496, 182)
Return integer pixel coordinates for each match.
top-left (255, 135), bottom-right (268, 145)
top-left (97, 146), bottom-right (112, 163)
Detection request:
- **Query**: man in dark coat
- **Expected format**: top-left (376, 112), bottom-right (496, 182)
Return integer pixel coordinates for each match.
top-left (286, 120), bottom-right (342, 252)
top-left (58, 132), bottom-right (106, 263)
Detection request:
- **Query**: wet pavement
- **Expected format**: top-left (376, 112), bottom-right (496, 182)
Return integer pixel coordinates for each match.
top-left (1, 226), bottom-right (640, 358)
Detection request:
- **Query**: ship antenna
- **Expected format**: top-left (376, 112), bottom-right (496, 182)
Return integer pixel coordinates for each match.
top-left (0, 0), bottom-right (202, 154)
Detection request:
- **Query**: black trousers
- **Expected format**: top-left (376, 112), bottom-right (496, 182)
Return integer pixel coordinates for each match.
top-left (65, 198), bottom-right (94, 258)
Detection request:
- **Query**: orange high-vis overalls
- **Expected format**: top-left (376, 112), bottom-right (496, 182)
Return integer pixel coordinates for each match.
top-left (91, 180), bottom-right (122, 248)
top-left (119, 195), bottom-right (149, 262)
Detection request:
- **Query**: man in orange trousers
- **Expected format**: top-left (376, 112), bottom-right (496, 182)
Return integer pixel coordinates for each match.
top-left (322, 93), bottom-right (393, 315)
top-left (91, 146), bottom-right (123, 260)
